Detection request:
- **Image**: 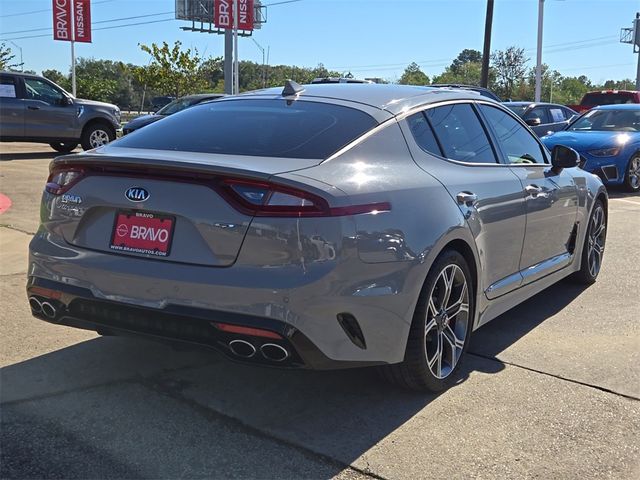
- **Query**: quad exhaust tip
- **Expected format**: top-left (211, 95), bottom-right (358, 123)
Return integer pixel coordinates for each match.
top-left (260, 343), bottom-right (289, 362)
top-left (29, 296), bottom-right (58, 319)
top-left (29, 296), bottom-right (42, 314)
top-left (228, 339), bottom-right (256, 358)
top-left (41, 301), bottom-right (57, 319)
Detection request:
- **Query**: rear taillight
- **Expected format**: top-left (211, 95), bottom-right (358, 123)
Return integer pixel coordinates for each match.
top-left (220, 178), bottom-right (390, 218)
top-left (45, 167), bottom-right (86, 195)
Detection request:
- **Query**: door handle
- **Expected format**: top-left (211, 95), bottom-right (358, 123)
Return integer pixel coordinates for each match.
top-left (525, 184), bottom-right (543, 196)
top-left (456, 191), bottom-right (478, 206)
top-left (27, 105), bottom-right (40, 110)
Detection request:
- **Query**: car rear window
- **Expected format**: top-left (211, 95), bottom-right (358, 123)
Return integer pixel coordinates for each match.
top-left (116, 99), bottom-right (378, 159)
top-left (582, 93), bottom-right (636, 107)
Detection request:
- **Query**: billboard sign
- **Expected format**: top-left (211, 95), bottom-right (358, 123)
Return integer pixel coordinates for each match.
top-left (73, 0), bottom-right (92, 43)
top-left (53, 0), bottom-right (73, 41)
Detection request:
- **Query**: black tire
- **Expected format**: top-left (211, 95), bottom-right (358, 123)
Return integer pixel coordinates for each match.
top-left (572, 199), bottom-right (607, 284)
top-left (623, 154), bottom-right (640, 193)
top-left (49, 142), bottom-right (78, 153)
top-left (380, 249), bottom-right (474, 392)
top-left (80, 122), bottom-right (115, 151)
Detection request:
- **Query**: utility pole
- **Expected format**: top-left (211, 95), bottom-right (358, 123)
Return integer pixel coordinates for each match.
top-left (620, 12), bottom-right (640, 90)
top-left (224, 30), bottom-right (233, 95)
top-left (480, 0), bottom-right (494, 88)
top-left (535, 0), bottom-right (544, 102)
top-left (233, 0), bottom-right (239, 94)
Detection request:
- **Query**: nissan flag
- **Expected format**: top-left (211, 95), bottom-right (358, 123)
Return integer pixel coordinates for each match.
top-left (52, 0), bottom-right (73, 41)
top-left (52, 0), bottom-right (92, 42)
top-left (214, 0), bottom-right (254, 31)
top-left (73, 0), bottom-right (92, 43)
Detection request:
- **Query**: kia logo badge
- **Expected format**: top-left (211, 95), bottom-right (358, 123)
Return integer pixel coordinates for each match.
top-left (125, 187), bottom-right (149, 202)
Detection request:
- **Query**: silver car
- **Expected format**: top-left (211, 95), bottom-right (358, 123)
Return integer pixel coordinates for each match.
top-left (27, 83), bottom-right (608, 391)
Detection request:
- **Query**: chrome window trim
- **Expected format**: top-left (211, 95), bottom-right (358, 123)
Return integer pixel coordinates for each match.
top-left (397, 99), bottom-right (552, 167)
top-left (327, 97), bottom-right (554, 167)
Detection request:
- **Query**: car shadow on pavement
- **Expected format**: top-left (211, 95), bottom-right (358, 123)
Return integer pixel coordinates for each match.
top-left (0, 280), bottom-right (588, 478)
top-left (469, 278), bottom-right (589, 359)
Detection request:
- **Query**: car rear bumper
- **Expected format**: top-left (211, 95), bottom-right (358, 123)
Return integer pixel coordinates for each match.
top-left (28, 231), bottom-right (417, 368)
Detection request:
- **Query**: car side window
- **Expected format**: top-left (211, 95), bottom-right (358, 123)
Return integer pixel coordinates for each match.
top-left (524, 106), bottom-right (550, 124)
top-left (0, 76), bottom-right (17, 98)
top-left (23, 78), bottom-right (64, 105)
top-left (406, 112), bottom-right (443, 156)
top-left (549, 108), bottom-right (565, 123)
top-left (425, 104), bottom-right (497, 164)
top-left (563, 108), bottom-right (576, 121)
top-left (480, 105), bottom-right (547, 164)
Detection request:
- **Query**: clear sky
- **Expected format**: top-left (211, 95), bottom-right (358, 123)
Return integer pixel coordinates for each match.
top-left (0, 0), bottom-right (638, 84)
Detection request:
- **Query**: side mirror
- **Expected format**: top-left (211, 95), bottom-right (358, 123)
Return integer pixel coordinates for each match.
top-left (525, 117), bottom-right (542, 127)
top-left (60, 96), bottom-right (73, 106)
top-left (551, 145), bottom-right (580, 173)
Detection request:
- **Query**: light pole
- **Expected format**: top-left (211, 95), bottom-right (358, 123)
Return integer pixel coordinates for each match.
top-left (535, 0), bottom-right (544, 102)
top-left (251, 37), bottom-right (267, 88)
top-left (8, 41), bottom-right (23, 72)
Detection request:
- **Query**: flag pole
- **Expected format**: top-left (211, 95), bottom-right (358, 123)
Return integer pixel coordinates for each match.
top-left (71, 39), bottom-right (76, 96)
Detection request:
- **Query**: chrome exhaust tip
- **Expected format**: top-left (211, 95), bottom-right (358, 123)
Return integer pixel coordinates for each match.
top-left (260, 343), bottom-right (289, 362)
top-left (29, 296), bottom-right (42, 313)
top-left (229, 339), bottom-right (256, 358)
top-left (41, 301), bottom-right (57, 319)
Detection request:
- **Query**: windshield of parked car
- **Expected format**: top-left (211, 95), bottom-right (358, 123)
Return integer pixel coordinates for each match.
top-left (117, 99), bottom-right (378, 159)
top-left (568, 109), bottom-right (640, 132)
top-left (157, 97), bottom-right (201, 115)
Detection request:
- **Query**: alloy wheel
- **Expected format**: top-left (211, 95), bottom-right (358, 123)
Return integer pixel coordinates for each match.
top-left (424, 264), bottom-right (470, 379)
top-left (587, 205), bottom-right (606, 278)
top-left (628, 156), bottom-right (640, 191)
top-left (89, 129), bottom-right (110, 148)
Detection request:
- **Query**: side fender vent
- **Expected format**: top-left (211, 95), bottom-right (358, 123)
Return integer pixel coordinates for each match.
top-left (567, 222), bottom-right (579, 254)
top-left (337, 313), bottom-right (367, 350)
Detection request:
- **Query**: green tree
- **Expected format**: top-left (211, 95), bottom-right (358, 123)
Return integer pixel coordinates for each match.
top-left (42, 69), bottom-right (71, 91)
top-left (399, 62), bottom-right (430, 86)
top-left (0, 42), bottom-right (18, 70)
top-left (491, 46), bottom-right (528, 99)
top-left (450, 49), bottom-right (482, 75)
top-left (135, 41), bottom-right (215, 98)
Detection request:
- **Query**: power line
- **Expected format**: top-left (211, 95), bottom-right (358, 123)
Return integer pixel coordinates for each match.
top-left (1, 11), bottom-right (174, 36)
top-left (263, 0), bottom-right (304, 6)
top-left (0, 0), bottom-right (115, 18)
top-left (1, 18), bottom-right (175, 42)
top-left (329, 35), bottom-right (621, 73)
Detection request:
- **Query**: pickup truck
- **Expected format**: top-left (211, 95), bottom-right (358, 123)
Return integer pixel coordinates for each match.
top-left (568, 90), bottom-right (640, 114)
top-left (0, 71), bottom-right (120, 152)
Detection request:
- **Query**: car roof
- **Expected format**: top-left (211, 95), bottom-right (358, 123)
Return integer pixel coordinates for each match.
top-left (180, 93), bottom-right (225, 101)
top-left (592, 103), bottom-right (640, 110)
top-left (235, 83), bottom-right (488, 118)
top-left (1, 70), bottom-right (42, 79)
top-left (504, 101), bottom-right (570, 108)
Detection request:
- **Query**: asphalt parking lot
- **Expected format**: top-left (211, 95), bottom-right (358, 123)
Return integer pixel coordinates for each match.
top-left (1, 143), bottom-right (639, 479)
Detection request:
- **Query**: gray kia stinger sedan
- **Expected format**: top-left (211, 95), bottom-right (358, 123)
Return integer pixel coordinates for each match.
top-left (27, 83), bottom-right (608, 391)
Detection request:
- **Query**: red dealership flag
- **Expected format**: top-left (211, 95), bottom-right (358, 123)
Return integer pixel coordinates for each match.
top-left (238, 0), bottom-right (254, 31)
top-left (52, 0), bottom-right (73, 41)
top-left (214, 0), bottom-right (254, 31)
top-left (73, 0), bottom-right (92, 43)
